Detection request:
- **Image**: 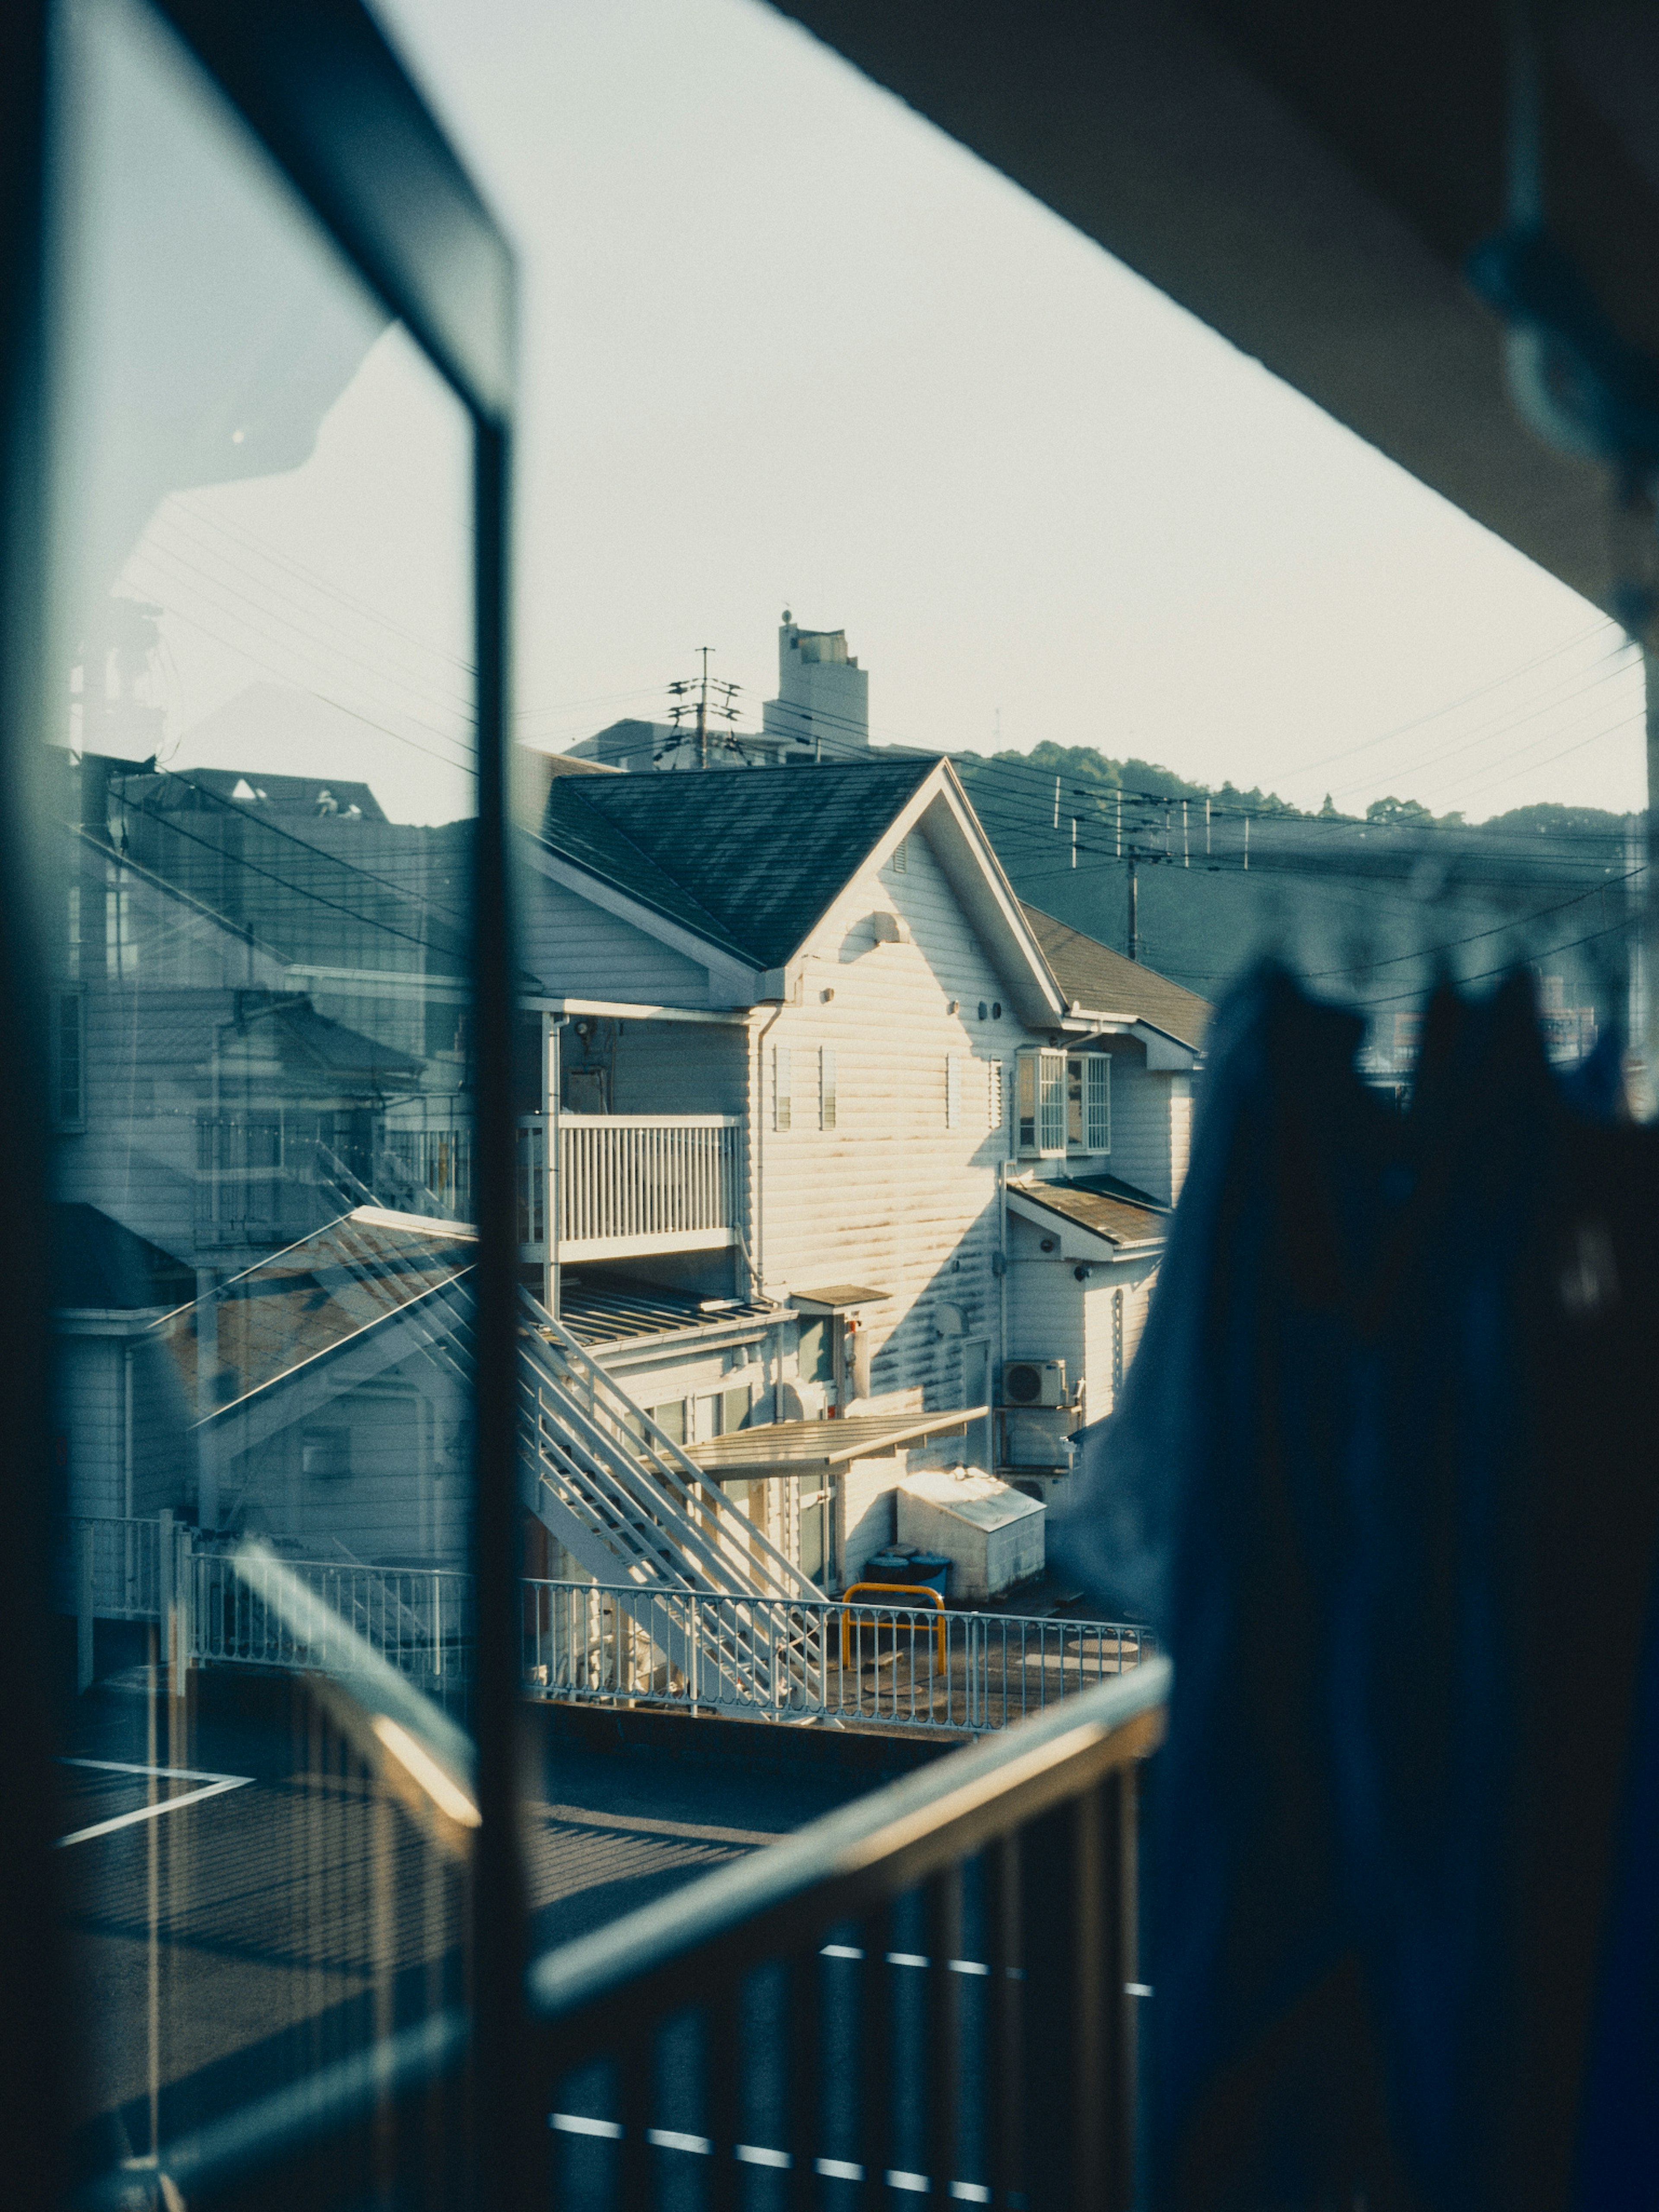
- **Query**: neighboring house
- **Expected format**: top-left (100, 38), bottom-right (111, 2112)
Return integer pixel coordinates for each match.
top-left (515, 756), bottom-right (1211, 1582)
top-left (1001, 905), bottom-right (1210, 1483)
top-left (48, 753), bottom-right (494, 1535)
top-left (51, 731), bottom-right (1209, 1598)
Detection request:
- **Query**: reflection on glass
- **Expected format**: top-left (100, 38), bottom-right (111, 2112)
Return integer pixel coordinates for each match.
top-left (48, 0), bottom-right (476, 2189)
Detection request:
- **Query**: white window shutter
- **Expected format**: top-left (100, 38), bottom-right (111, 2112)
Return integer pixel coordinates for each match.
top-left (1038, 1049), bottom-right (1067, 1155)
top-left (946, 1053), bottom-right (962, 1130)
top-left (988, 1059), bottom-right (1003, 1129)
top-left (1084, 1055), bottom-right (1110, 1151)
top-left (775, 1045), bottom-right (791, 1131)
top-left (820, 1046), bottom-right (837, 1130)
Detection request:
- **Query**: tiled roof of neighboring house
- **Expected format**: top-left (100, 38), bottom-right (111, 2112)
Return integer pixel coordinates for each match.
top-left (176, 766), bottom-right (390, 821)
top-left (1012, 1174), bottom-right (1169, 1249)
top-left (52, 1205), bottom-right (196, 1311)
top-left (232, 995), bottom-right (426, 1089)
top-left (539, 757), bottom-right (938, 969)
top-left (556, 1277), bottom-right (780, 1349)
top-left (1020, 904), bottom-right (1211, 1048)
top-left (164, 1209), bottom-right (474, 1412)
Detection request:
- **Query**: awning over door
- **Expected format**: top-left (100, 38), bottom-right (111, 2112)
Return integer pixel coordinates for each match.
top-left (690, 1408), bottom-right (988, 1484)
top-left (789, 1285), bottom-right (891, 1313)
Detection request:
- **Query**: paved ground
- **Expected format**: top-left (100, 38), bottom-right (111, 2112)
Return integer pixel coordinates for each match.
top-left (58, 1667), bottom-right (885, 2182)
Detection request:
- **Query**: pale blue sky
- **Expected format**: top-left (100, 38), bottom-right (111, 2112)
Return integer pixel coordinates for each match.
top-left (348, 0), bottom-right (1644, 817)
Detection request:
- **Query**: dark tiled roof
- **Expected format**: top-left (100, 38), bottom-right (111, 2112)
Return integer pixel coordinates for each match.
top-left (1013, 1177), bottom-right (1169, 1249)
top-left (540, 758), bottom-right (938, 968)
top-left (1021, 904), bottom-right (1211, 1048)
top-left (557, 1277), bottom-right (779, 1349)
top-left (177, 767), bottom-right (389, 821)
top-left (52, 1205), bottom-right (195, 1311)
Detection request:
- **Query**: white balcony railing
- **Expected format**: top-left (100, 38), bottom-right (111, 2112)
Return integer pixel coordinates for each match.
top-left (517, 1112), bottom-right (742, 1260)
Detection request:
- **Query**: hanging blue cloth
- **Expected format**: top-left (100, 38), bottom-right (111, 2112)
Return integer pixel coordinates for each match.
top-left (1051, 965), bottom-right (1659, 2212)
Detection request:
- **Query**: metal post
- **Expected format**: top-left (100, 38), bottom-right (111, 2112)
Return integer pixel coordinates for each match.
top-left (1642, 651), bottom-right (1659, 1116)
top-left (156, 1508), bottom-right (174, 1695)
top-left (77, 1522), bottom-right (94, 1694)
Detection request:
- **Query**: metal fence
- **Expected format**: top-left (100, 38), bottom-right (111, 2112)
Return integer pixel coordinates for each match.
top-left (57, 1518), bottom-right (1153, 1738)
top-left (521, 1578), bottom-right (1154, 1734)
top-left (190, 1549), bottom-right (472, 1684)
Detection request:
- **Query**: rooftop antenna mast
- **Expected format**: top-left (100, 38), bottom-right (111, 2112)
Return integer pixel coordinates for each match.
top-left (665, 647), bottom-right (741, 769)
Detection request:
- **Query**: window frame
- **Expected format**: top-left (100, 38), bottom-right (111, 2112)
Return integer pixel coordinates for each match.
top-left (3, 4), bottom-right (521, 2203)
top-left (1015, 1046), bottom-right (1068, 1157)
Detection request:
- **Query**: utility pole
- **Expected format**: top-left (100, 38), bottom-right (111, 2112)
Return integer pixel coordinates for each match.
top-left (1127, 855), bottom-right (1139, 962)
top-left (666, 650), bottom-right (741, 769)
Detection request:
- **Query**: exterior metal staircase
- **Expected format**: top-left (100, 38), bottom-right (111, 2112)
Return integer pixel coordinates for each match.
top-left (306, 1204), bottom-right (823, 1712)
top-left (515, 1290), bottom-right (824, 1710)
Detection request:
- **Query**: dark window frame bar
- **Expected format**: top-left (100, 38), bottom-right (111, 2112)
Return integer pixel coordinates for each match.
top-left (0, 1), bottom-right (522, 2201)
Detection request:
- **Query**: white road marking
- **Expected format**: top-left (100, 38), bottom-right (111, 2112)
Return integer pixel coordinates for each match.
top-left (55, 1757), bottom-right (254, 1848)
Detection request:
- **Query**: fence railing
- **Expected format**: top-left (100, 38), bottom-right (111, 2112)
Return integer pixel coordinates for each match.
top-left (517, 1112), bottom-right (742, 1257)
top-left (530, 1656), bottom-right (1170, 2211)
top-left (191, 1550), bottom-right (473, 1684)
top-left (522, 1579), bottom-right (1154, 1734)
top-left (60, 1519), bottom-right (1152, 1740)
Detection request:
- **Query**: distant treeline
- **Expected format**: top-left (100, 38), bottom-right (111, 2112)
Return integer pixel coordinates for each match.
top-left (949, 737), bottom-right (1632, 841)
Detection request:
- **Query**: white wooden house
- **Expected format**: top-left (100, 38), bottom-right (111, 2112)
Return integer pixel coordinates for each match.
top-left (518, 756), bottom-right (1211, 1584)
top-left (49, 737), bottom-right (1208, 1602)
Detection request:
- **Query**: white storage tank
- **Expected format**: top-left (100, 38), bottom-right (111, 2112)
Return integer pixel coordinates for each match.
top-left (896, 1465), bottom-right (1045, 1602)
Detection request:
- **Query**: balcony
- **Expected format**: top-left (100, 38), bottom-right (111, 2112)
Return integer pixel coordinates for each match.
top-left (518, 1111), bottom-right (743, 1262)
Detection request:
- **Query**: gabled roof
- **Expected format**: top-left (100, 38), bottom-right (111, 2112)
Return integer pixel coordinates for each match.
top-left (165, 1209), bottom-right (474, 1414)
top-left (1020, 904), bottom-right (1211, 1050)
top-left (175, 766), bottom-right (389, 821)
top-left (539, 757), bottom-right (938, 969)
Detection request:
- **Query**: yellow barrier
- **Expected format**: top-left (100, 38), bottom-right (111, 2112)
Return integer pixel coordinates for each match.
top-left (839, 1582), bottom-right (948, 1674)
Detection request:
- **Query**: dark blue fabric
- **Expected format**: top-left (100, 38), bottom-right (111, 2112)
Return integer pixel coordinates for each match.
top-left (1050, 966), bottom-right (1659, 2212)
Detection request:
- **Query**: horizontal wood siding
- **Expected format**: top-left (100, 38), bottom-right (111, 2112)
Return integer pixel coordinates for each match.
top-left (520, 871), bottom-right (712, 1004)
top-left (1170, 1076), bottom-right (1194, 1202)
top-left (215, 1357), bottom-right (472, 1569)
top-left (1099, 1052), bottom-right (1179, 1205)
top-left (751, 826), bottom-right (1038, 1430)
top-left (54, 1337), bottom-right (124, 1521)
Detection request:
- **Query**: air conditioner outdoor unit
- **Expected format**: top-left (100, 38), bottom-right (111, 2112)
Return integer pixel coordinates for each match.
top-left (1002, 1358), bottom-right (1066, 1408)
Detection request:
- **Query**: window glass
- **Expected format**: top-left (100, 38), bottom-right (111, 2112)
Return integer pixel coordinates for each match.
top-left (48, 0), bottom-right (477, 2183)
top-left (1039, 1049), bottom-right (1067, 1154)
